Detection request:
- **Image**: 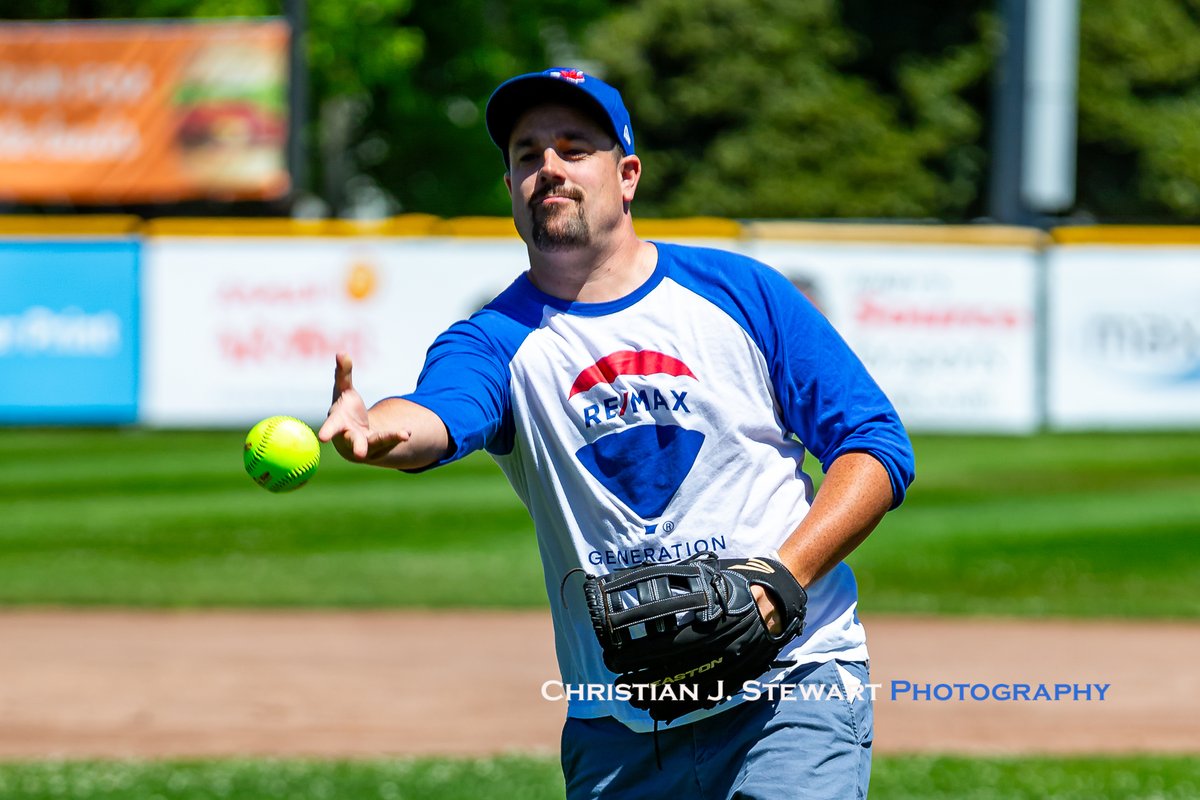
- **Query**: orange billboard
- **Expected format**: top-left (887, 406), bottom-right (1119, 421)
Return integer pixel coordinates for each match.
top-left (0, 20), bottom-right (291, 204)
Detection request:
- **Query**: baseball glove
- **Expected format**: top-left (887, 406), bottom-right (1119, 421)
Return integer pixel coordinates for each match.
top-left (580, 551), bottom-right (808, 723)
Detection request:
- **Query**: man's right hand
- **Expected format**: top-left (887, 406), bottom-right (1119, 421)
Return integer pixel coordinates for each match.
top-left (318, 352), bottom-right (409, 463)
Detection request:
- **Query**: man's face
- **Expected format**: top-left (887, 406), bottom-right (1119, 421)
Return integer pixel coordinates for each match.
top-left (504, 104), bottom-right (630, 252)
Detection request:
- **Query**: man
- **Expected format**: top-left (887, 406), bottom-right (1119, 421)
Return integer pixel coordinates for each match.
top-left (319, 67), bottom-right (915, 799)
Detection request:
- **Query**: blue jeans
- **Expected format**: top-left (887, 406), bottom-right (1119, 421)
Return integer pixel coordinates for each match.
top-left (561, 660), bottom-right (873, 800)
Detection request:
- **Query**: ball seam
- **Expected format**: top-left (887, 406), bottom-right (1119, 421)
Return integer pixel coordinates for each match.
top-left (246, 416), bottom-right (282, 473)
top-left (272, 455), bottom-right (320, 490)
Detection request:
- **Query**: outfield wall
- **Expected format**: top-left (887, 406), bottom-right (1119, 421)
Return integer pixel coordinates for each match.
top-left (1047, 227), bottom-right (1200, 429)
top-left (1, 216), bottom-right (1197, 431)
top-left (744, 225), bottom-right (1042, 433)
top-left (0, 220), bottom-right (141, 424)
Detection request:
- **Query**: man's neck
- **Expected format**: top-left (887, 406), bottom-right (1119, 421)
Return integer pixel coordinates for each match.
top-left (526, 232), bottom-right (657, 304)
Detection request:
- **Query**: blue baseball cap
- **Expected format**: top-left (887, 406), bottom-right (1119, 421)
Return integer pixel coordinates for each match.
top-left (485, 67), bottom-right (635, 167)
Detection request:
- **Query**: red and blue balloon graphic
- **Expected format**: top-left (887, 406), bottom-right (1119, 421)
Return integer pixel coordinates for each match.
top-left (571, 350), bottom-right (705, 519)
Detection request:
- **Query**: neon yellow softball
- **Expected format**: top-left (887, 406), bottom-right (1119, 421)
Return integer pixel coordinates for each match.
top-left (243, 416), bottom-right (320, 493)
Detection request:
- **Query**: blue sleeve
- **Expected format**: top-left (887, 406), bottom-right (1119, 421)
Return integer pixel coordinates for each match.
top-left (398, 277), bottom-right (542, 470)
top-left (398, 321), bottom-right (508, 470)
top-left (757, 267), bottom-right (915, 507)
top-left (398, 284), bottom-right (540, 470)
top-left (667, 245), bottom-right (915, 506)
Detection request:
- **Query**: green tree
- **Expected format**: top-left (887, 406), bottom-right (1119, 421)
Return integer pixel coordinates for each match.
top-left (1076, 0), bottom-right (1200, 220)
top-left (584, 0), bottom-right (994, 219)
top-left (361, 0), bottom-right (610, 217)
top-left (14, 1), bottom-right (1200, 221)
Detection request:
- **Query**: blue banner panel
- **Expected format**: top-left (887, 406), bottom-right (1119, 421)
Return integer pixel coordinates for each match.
top-left (0, 239), bottom-right (139, 423)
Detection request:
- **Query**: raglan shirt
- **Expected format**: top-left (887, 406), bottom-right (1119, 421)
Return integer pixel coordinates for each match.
top-left (402, 242), bottom-right (915, 732)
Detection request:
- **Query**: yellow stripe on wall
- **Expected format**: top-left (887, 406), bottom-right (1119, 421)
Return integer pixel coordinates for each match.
top-left (635, 217), bottom-right (743, 239)
top-left (0, 215), bottom-right (141, 235)
top-left (10, 214), bottom-right (1198, 248)
top-left (132, 215), bottom-right (744, 239)
top-left (1051, 226), bottom-right (1200, 245)
top-left (433, 216), bottom-right (744, 239)
top-left (430, 217), bottom-right (520, 238)
top-left (745, 221), bottom-right (1049, 247)
top-left (140, 214), bottom-right (441, 237)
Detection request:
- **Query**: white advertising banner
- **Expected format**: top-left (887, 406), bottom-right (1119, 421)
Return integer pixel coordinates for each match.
top-left (142, 237), bottom-right (526, 426)
top-left (1048, 246), bottom-right (1200, 428)
top-left (748, 242), bottom-right (1039, 432)
top-left (143, 233), bottom-right (1039, 432)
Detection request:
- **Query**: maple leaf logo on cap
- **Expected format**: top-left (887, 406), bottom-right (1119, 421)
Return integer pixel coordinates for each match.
top-left (551, 69), bottom-right (586, 84)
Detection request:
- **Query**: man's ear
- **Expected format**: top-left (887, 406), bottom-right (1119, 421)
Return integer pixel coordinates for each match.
top-left (504, 172), bottom-right (512, 196)
top-left (619, 154), bottom-right (641, 204)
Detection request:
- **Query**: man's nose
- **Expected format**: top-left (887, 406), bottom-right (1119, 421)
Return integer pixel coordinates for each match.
top-left (538, 147), bottom-right (569, 180)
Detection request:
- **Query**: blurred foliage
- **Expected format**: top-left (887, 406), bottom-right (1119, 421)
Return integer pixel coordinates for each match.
top-left (6, 1), bottom-right (1200, 220)
top-left (586, 0), bottom-right (994, 219)
top-left (1076, 0), bottom-right (1200, 220)
top-left (362, 0), bottom-right (611, 217)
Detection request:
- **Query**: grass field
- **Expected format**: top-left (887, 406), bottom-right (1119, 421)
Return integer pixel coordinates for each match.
top-left (0, 428), bottom-right (1197, 616)
top-left (0, 755), bottom-right (1196, 799)
top-left (2, 428), bottom-right (1196, 795)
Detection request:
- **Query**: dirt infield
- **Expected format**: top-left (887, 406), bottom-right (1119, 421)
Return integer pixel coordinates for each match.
top-left (2, 610), bottom-right (1197, 760)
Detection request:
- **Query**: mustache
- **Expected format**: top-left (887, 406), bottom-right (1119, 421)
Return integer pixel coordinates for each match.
top-left (531, 186), bottom-right (583, 207)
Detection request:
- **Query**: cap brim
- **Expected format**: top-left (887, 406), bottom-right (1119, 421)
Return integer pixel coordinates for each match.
top-left (485, 76), bottom-right (618, 161)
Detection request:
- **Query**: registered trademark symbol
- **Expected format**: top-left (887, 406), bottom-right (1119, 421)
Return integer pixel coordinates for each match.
top-left (662, 521), bottom-right (675, 533)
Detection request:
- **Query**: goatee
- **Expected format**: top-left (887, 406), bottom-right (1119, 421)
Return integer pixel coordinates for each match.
top-left (530, 194), bottom-right (590, 251)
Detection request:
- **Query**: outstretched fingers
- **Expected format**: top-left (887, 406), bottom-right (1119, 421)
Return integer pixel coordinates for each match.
top-left (332, 351), bottom-right (355, 403)
top-left (319, 352), bottom-right (368, 452)
top-left (365, 429), bottom-right (411, 460)
top-left (318, 354), bottom-right (415, 463)
top-left (339, 426), bottom-right (411, 463)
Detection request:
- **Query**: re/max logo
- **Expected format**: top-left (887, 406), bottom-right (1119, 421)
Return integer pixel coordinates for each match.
top-left (581, 388), bottom-right (691, 428)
